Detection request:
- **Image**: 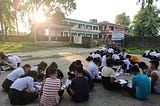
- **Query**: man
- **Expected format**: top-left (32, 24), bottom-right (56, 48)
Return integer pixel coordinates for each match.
top-left (124, 65), bottom-right (151, 99)
top-left (150, 60), bottom-right (160, 93)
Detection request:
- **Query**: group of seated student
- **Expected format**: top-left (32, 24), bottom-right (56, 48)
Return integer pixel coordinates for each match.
top-left (143, 49), bottom-right (160, 60)
top-left (0, 52), bottom-right (21, 72)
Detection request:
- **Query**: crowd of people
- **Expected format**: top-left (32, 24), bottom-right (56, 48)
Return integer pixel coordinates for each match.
top-left (0, 46), bottom-right (160, 105)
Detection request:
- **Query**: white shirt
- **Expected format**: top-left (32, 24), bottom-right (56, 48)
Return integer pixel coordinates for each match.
top-left (112, 54), bottom-right (120, 60)
top-left (101, 55), bottom-right (107, 67)
top-left (155, 53), bottom-right (160, 59)
top-left (7, 67), bottom-right (25, 81)
top-left (149, 51), bottom-right (157, 57)
top-left (8, 56), bottom-right (18, 69)
top-left (87, 61), bottom-right (99, 79)
top-left (93, 53), bottom-right (101, 60)
top-left (108, 48), bottom-right (114, 53)
top-left (30, 66), bottom-right (38, 72)
top-left (118, 52), bottom-right (128, 59)
top-left (123, 59), bottom-right (132, 70)
top-left (10, 76), bottom-right (35, 92)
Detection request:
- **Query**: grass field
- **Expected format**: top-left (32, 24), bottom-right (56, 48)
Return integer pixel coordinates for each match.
top-left (0, 42), bottom-right (149, 54)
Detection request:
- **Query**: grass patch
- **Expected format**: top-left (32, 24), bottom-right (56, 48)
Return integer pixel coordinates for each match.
top-left (126, 48), bottom-right (148, 54)
top-left (0, 42), bottom-right (56, 53)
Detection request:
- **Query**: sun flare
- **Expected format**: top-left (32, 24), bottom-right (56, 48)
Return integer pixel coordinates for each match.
top-left (34, 9), bottom-right (47, 23)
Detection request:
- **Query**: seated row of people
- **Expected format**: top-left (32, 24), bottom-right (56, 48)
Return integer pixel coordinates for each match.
top-left (143, 49), bottom-right (160, 60)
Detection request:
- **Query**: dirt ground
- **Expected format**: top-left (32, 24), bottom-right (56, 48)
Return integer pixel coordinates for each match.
top-left (0, 47), bottom-right (160, 106)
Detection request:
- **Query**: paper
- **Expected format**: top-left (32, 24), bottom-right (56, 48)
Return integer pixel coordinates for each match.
top-left (118, 79), bottom-right (127, 84)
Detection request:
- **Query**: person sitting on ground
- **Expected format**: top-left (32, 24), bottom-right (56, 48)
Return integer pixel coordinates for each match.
top-left (138, 61), bottom-right (152, 76)
top-left (45, 61), bottom-right (64, 79)
top-left (30, 61), bottom-right (47, 73)
top-left (8, 71), bottom-right (39, 105)
top-left (101, 59), bottom-right (121, 90)
top-left (118, 55), bottom-right (132, 74)
top-left (40, 67), bottom-right (63, 106)
top-left (2, 64), bottom-right (31, 93)
top-left (118, 49), bottom-right (128, 60)
top-left (129, 54), bottom-right (140, 65)
top-left (123, 65), bottom-right (151, 99)
top-left (67, 65), bottom-right (89, 102)
top-left (150, 60), bottom-right (160, 93)
top-left (0, 53), bottom-right (21, 71)
top-left (87, 57), bottom-right (101, 82)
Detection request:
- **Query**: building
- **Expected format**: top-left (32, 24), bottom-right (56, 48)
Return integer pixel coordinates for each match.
top-left (98, 21), bottom-right (125, 39)
top-left (62, 18), bottom-right (100, 40)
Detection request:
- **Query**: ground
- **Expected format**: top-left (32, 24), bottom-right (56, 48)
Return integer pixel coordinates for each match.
top-left (0, 47), bottom-right (160, 106)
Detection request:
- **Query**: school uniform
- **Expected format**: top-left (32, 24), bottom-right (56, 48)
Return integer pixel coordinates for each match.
top-left (8, 76), bottom-right (38, 105)
top-left (87, 61), bottom-right (101, 80)
top-left (2, 67), bottom-right (25, 92)
top-left (101, 66), bottom-right (121, 90)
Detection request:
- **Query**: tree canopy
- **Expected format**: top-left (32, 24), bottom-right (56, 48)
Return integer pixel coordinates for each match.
top-left (115, 12), bottom-right (130, 32)
top-left (130, 6), bottom-right (160, 36)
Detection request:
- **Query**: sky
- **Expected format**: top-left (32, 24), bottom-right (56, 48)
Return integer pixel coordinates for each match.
top-left (67, 0), bottom-right (160, 23)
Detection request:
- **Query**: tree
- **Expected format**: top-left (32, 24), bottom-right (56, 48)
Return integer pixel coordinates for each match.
top-left (137, 0), bottom-right (159, 8)
top-left (115, 12), bottom-right (130, 32)
top-left (0, 0), bottom-right (15, 43)
top-left (130, 6), bottom-right (160, 36)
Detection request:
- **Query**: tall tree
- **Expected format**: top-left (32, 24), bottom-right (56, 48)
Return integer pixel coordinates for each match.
top-left (130, 6), bottom-right (160, 36)
top-left (0, 0), bottom-right (15, 43)
top-left (138, 0), bottom-right (159, 8)
top-left (115, 12), bottom-right (130, 32)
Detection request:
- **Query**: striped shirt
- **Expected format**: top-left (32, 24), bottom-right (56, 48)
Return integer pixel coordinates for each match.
top-left (40, 77), bottom-right (61, 106)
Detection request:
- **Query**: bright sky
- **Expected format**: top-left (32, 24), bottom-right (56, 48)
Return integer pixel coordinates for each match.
top-left (68, 0), bottom-right (160, 23)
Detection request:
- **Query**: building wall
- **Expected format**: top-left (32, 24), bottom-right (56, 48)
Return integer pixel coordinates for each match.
top-left (62, 18), bottom-right (100, 40)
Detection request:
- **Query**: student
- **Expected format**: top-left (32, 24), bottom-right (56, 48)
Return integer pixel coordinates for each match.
top-left (101, 59), bottom-right (121, 90)
top-left (2, 64), bottom-right (31, 92)
top-left (138, 62), bottom-right (152, 76)
top-left (68, 65), bottom-right (89, 102)
top-left (40, 67), bottom-right (62, 106)
top-left (150, 60), bottom-right (160, 93)
top-left (124, 65), bottom-right (151, 99)
top-left (0, 53), bottom-right (20, 71)
top-left (129, 54), bottom-right (140, 65)
top-left (8, 71), bottom-right (39, 105)
top-left (87, 57), bottom-right (101, 82)
top-left (30, 61), bottom-right (47, 73)
top-left (45, 61), bottom-right (64, 79)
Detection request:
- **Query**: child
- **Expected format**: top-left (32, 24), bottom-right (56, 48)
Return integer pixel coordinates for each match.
top-left (2, 64), bottom-right (31, 92)
top-left (101, 59), bottom-right (121, 90)
top-left (123, 65), bottom-right (151, 99)
top-left (40, 67), bottom-right (62, 106)
top-left (68, 65), bottom-right (89, 102)
top-left (8, 71), bottom-right (39, 105)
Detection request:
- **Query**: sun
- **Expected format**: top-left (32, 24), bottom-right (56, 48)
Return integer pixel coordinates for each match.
top-left (34, 8), bottom-right (47, 23)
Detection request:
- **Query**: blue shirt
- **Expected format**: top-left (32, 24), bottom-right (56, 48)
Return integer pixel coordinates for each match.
top-left (132, 74), bottom-right (151, 99)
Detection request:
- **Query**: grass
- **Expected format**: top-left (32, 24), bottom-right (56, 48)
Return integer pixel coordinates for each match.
top-left (0, 42), bottom-right (54, 53)
top-left (0, 42), bottom-right (149, 55)
top-left (126, 48), bottom-right (148, 54)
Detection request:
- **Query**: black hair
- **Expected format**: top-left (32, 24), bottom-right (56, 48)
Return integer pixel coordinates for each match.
top-left (138, 62), bottom-right (146, 69)
top-left (130, 65), bottom-right (140, 73)
top-left (49, 61), bottom-right (58, 69)
top-left (20, 71), bottom-right (37, 78)
top-left (23, 64), bottom-right (31, 69)
top-left (74, 65), bottom-right (83, 73)
top-left (106, 59), bottom-right (114, 67)
top-left (47, 67), bottom-right (57, 76)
